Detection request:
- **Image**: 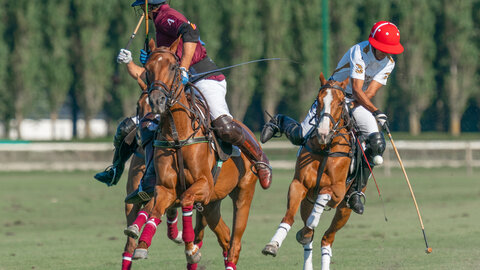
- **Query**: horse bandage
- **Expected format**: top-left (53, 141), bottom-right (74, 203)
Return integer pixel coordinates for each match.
top-left (306, 194), bottom-right (331, 229)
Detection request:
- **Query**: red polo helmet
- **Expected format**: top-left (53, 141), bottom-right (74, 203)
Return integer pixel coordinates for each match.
top-left (368, 21), bottom-right (404, 54)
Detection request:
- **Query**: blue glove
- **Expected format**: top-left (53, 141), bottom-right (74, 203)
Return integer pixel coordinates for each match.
top-left (139, 49), bottom-right (149, 65)
top-left (180, 67), bottom-right (189, 85)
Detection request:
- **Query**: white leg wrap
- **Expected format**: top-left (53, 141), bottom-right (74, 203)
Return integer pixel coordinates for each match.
top-left (303, 241), bottom-right (313, 270)
top-left (306, 194), bottom-right (331, 229)
top-left (270, 222), bottom-right (291, 247)
top-left (321, 245), bottom-right (332, 270)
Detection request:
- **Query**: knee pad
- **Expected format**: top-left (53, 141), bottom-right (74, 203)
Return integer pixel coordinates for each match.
top-left (114, 117), bottom-right (137, 148)
top-left (367, 132), bottom-right (386, 157)
top-left (139, 113), bottom-right (160, 149)
top-left (211, 115), bottom-right (244, 145)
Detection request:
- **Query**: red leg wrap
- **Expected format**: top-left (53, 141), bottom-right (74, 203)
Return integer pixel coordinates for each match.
top-left (223, 251), bottom-right (228, 266)
top-left (182, 206), bottom-right (195, 243)
top-left (225, 261), bottom-right (236, 270)
top-left (167, 211), bottom-right (179, 240)
top-left (187, 263), bottom-right (198, 270)
top-left (132, 210), bottom-right (149, 228)
top-left (138, 217), bottom-right (161, 247)
top-left (121, 252), bottom-right (132, 270)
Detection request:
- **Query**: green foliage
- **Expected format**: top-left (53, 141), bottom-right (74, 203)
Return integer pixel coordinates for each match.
top-left (0, 0), bottom-right (479, 137)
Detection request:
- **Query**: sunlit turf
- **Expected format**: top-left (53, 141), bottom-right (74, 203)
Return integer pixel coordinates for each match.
top-left (1, 167), bottom-right (479, 269)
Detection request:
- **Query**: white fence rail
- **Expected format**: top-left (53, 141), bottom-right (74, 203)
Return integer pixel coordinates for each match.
top-left (0, 141), bottom-right (479, 173)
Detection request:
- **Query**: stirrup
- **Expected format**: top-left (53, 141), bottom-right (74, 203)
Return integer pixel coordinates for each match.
top-left (346, 191), bottom-right (366, 207)
top-left (250, 161), bottom-right (272, 177)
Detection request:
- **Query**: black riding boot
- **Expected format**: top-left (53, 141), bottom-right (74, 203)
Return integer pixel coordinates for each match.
top-left (94, 117), bottom-right (137, 186)
top-left (347, 162), bottom-right (372, 215)
top-left (125, 113), bottom-right (159, 204)
top-left (212, 115), bottom-right (272, 189)
top-left (261, 114), bottom-right (305, 145)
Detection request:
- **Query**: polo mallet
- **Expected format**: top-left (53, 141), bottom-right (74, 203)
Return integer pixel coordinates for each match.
top-left (383, 124), bottom-right (432, 254)
top-left (125, 13), bottom-right (145, 50)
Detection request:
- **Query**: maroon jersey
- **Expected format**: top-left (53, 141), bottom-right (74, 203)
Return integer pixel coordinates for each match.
top-left (153, 4), bottom-right (224, 81)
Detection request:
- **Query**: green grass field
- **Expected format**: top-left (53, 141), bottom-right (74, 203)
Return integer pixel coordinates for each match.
top-left (1, 167), bottom-right (480, 270)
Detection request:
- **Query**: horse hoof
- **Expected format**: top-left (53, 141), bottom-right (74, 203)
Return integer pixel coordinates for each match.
top-left (186, 250), bottom-right (202, 264)
top-left (261, 241), bottom-right (279, 257)
top-left (296, 229), bottom-right (313, 245)
top-left (132, 248), bottom-right (148, 260)
top-left (124, 225), bottom-right (140, 239)
top-left (170, 230), bottom-right (183, 244)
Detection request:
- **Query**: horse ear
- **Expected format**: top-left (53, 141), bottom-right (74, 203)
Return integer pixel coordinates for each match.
top-left (339, 77), bottom-right (349, 89)
top-left (319, 72), bottom-right (327, 86)
top-left (148, 38), bottom-right (156, 52)
top-left (137, 75), bottom-right (147, 91)
top-left (169, 36), bottom-right (182, 53)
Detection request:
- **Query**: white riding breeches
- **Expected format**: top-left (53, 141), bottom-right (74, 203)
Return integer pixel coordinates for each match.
top-left (194, 79), bottom-right (231, 119)
top-left (350, 105), bottom-right (379, 135)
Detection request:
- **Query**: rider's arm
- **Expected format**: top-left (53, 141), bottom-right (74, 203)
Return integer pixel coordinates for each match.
top-left (178, 22), bottom-right (199, 69)
top-left (180, 42), bottom-right (197, 70)
top-left (352, 78), bottom-right (380, 113)
top-left (126, 61), bottom-right (146, 81)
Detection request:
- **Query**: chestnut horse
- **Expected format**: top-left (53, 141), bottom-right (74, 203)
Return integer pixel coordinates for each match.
top-left (121, 82), bottom-right (186, 270)
top-left (132, 38), bottom-right (258, 270)
top-left (262, 75), bottom-right (357, 270)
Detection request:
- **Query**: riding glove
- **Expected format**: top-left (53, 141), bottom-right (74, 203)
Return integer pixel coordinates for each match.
top-left (180, 67), bottom-right (189, 85)
top-left (117, 49), bottom-right (132, 64)
top-left (373, 110), bottom-right (388, 127)
top-left (139, 49), bottom-right (149, 65)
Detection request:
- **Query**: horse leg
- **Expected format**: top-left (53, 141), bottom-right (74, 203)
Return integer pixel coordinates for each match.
top-left (180, 176), bottom-right (213, 264)
top-left (185, 211), bottom-right (209, 270)
top-left (296, 192), bottom-right (331, 245)
top-left (132, 186), bottom-right (176, 260)
top-left (226, 180), bottom-right (255, 270)
top-left (124, 199), bottom-right (153, 239)
top-left (122, 154), bottom-right (144, 270)
top-left (262, 179), bottom-right (307, 257)
top-left (299, 199), bottom-right (315, 270)
top-left (320, 200), bottom-right (352, 270)
top-left (166, 207), bottom-right (183, 244)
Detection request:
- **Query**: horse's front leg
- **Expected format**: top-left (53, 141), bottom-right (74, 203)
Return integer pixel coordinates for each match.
top-left (319, 200), bottom-right (352, 270)
top-left (132, 185), bottom-right (176, 260)
top-left (180, 175), bottom-right (214, 264)
top-left (262, 178), bottom-right (307, 257)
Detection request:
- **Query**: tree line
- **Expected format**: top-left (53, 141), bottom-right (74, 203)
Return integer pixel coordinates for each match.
top-left (0, 0), bottom-right (478, 139)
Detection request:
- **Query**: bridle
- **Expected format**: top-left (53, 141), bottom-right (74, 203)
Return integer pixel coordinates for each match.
top-left (146, 49), bottom-right (183, 108)
top-left (314, 83), bottom-right (351, 144)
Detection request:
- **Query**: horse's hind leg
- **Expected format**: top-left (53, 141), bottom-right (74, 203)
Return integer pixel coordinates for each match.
top-left (320, 200), bottom-right (352, 270)
top-left (201, 200), bottom-right (232, 267)
top-left (227, 180), bottom-right (256, 269)
top-left (262, 179), bottom-right (307, 257)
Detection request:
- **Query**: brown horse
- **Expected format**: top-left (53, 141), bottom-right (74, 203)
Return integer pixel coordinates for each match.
top-left (262, 75), bottom-right (357, 270)
top-left (121, 82), bottom-right (185, 270)
top-left (132, 38), bottom-right (259, 270)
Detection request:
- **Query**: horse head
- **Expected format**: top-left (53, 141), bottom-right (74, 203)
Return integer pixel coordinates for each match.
top-left (145, 37), bottom-right (183, 115)
top-left (315, 73), bottom-right (349, 145)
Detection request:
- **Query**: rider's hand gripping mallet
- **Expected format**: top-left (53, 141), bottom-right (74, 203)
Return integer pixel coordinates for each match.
top-left (384, 124), bottom-right (432, 254)
top-left (125, 13), bottom-right (145, 50)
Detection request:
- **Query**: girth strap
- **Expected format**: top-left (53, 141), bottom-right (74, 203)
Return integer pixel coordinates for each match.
top-left (153, 136), bottom-right (209, 148)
